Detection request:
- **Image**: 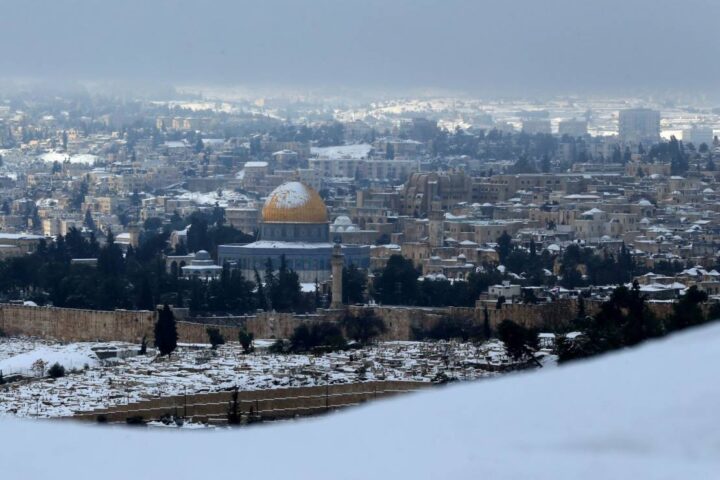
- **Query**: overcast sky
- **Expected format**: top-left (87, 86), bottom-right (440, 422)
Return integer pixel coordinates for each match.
top-left (0, 0), bottom-right (718, 95)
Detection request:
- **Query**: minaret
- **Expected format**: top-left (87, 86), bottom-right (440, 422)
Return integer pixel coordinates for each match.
top-left (330, 243), bottom-right (344, 309)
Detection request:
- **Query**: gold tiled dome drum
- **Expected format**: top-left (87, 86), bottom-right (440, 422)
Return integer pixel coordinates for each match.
top-left (262, 182), bottom-right (328, 223)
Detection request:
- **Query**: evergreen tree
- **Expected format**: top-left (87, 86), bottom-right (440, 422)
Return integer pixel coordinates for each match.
top-left (497, 319), bottom-right (537, 362)
top-left (483, 305), bottom-right (492, 339)
top-left (540, 154), bottom-right (550, 173)
top-left (238, 328), bottom-right (255, 354)
top-left (668, 285), bottom-right (707, 331)
top-left (496, 231), bottom-right (513, 264)
top-left (271, 255), bottom-right (301, 312)
top-left (342, 263), bottom-right (367, 304)
top-left (83, 209), bottom-right (96, 231)
top-left (98, 230), bottom-right (124, 276)
top-left (341, 310), bottom-right (387, 345)
top-left (206, 327), bottom-right (225, 350)
top-left (137, 276), bottom-right (155, 310)
top-left (154, 304), bottom-right (178, 356)
top-left (373, 255), bottom-right (419, 305)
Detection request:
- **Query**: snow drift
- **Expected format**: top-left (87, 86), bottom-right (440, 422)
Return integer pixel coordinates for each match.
top-left (2, 323), bottom-right (720, 479)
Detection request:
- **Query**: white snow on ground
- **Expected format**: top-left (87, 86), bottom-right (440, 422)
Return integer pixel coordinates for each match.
top-left (0, 343), bottom-right (99, 377)
top-left (0, 338), bottom-right (510, 418)
top-left (311, 144), bottom-right (372, 159)
top-left (1, 323), bottom-right (719, 479)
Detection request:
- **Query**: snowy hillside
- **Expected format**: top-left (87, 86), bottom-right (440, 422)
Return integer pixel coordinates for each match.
top-left (2, 323), bottom-right (720, 479)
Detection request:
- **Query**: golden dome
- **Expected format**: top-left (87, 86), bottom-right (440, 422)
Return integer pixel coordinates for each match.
top-left (262, 182), bottom-right (328, 223)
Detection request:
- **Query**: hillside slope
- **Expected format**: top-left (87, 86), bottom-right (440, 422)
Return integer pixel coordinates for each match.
top-left (2, 324), bottom-right (720, 479)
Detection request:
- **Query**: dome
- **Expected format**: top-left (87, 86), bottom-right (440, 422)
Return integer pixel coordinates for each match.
top-left (333, 215), bottom-right (353, 226)
top-left (262, 182), bottom-right (327, 223)
top-left (195, 250), bottom-right (211, 260)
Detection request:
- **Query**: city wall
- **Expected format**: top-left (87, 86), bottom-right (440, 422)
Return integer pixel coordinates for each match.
top-left (0, 305), bottom-right (329, 344)
top-left (0, 305), bottom-right (155, 343)
top-left (0, 299), bottom-right (682, 345)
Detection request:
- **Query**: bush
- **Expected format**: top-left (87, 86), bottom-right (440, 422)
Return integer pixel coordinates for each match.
top-left (47, 362), bottom-right (66, 379)
top-left (555, 333), bottom-right (596, 363)
top-left (419, 315), bottom-right (482, 342)
top-left (238, 329), bottom-right (255, 354)
top-left (289, 322), bottom-right (347, 353)
top-left (268, 339), bottom-right (291, 354)
top-left (497, 320), bottom-right (538, 361)
top-left (206, 327), bottom-right (226, 350)
top-left (341, 310), bottom-right (387, 345)
top-left (125, 415), bottom-right (146, 426)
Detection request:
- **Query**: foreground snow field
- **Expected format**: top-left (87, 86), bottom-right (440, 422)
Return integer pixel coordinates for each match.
top-left (2, 323), bottom-right (719, 479)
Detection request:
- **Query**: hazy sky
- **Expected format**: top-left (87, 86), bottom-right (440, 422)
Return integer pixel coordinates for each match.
top-left (1, 0), bottom-right (718, 95)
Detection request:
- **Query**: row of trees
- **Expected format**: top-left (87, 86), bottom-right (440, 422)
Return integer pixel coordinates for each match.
top-left (556, 283), bottom-right (713, 362)
top-left (372, 255), bottom-right (504, 307)
top-left (0, 222), bottom-right (311, 314)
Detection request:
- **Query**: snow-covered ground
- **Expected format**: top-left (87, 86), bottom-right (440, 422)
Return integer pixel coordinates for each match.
top-left (0, 343), bottom-right (99, 377)
top-left (0, 337), bottom-right (512, 418)
top-left (1, 322), bottom-right (719, 479)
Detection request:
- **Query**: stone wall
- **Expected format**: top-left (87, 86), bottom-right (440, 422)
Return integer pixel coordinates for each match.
top-left (349, 300), bottom-right (591, 340)
top-left (0, 299), bottom-right (686, 345)
top-left (177, 312), bottom-right (332, 343)
top-left (0, 304), bottom-right (155, 343)
top-left (0, 304), bottom-right (334, 345)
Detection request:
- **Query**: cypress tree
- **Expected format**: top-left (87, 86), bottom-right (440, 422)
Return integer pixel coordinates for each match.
top-left (154, 304), bottom-right (178, 356)
top-left (483, 305), bottom-right (492, 339)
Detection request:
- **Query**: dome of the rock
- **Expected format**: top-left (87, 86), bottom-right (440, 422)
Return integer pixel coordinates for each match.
top-left (262, 182), bottom-right (327, 223)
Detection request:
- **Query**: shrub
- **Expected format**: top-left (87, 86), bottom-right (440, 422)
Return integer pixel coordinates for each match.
top-left (125, 416), bottom-right (146, 426)
top-left (341, 310), bottom-right (387, 345)
top-left (290, 322), bottom-right (347, 353)
top-left (206, 327), bottom-right (225, 350)
top-left (268, 339), bottom-right (290, 354)
top-left (422, 315), bottom-right (482, 342)
top-left (47, 362), bottom-right (66, 379)
top-left (497, 320), bottom-right (538, 361)
top-left (238, 329), bottom-right (255, 354)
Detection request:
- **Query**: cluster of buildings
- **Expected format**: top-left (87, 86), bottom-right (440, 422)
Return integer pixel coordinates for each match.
top-left (1, 93), bottom-right (720, 307)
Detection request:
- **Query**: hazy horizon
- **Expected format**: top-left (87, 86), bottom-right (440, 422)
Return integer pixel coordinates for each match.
top-left (0, 0), bottom-right (718, 97)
